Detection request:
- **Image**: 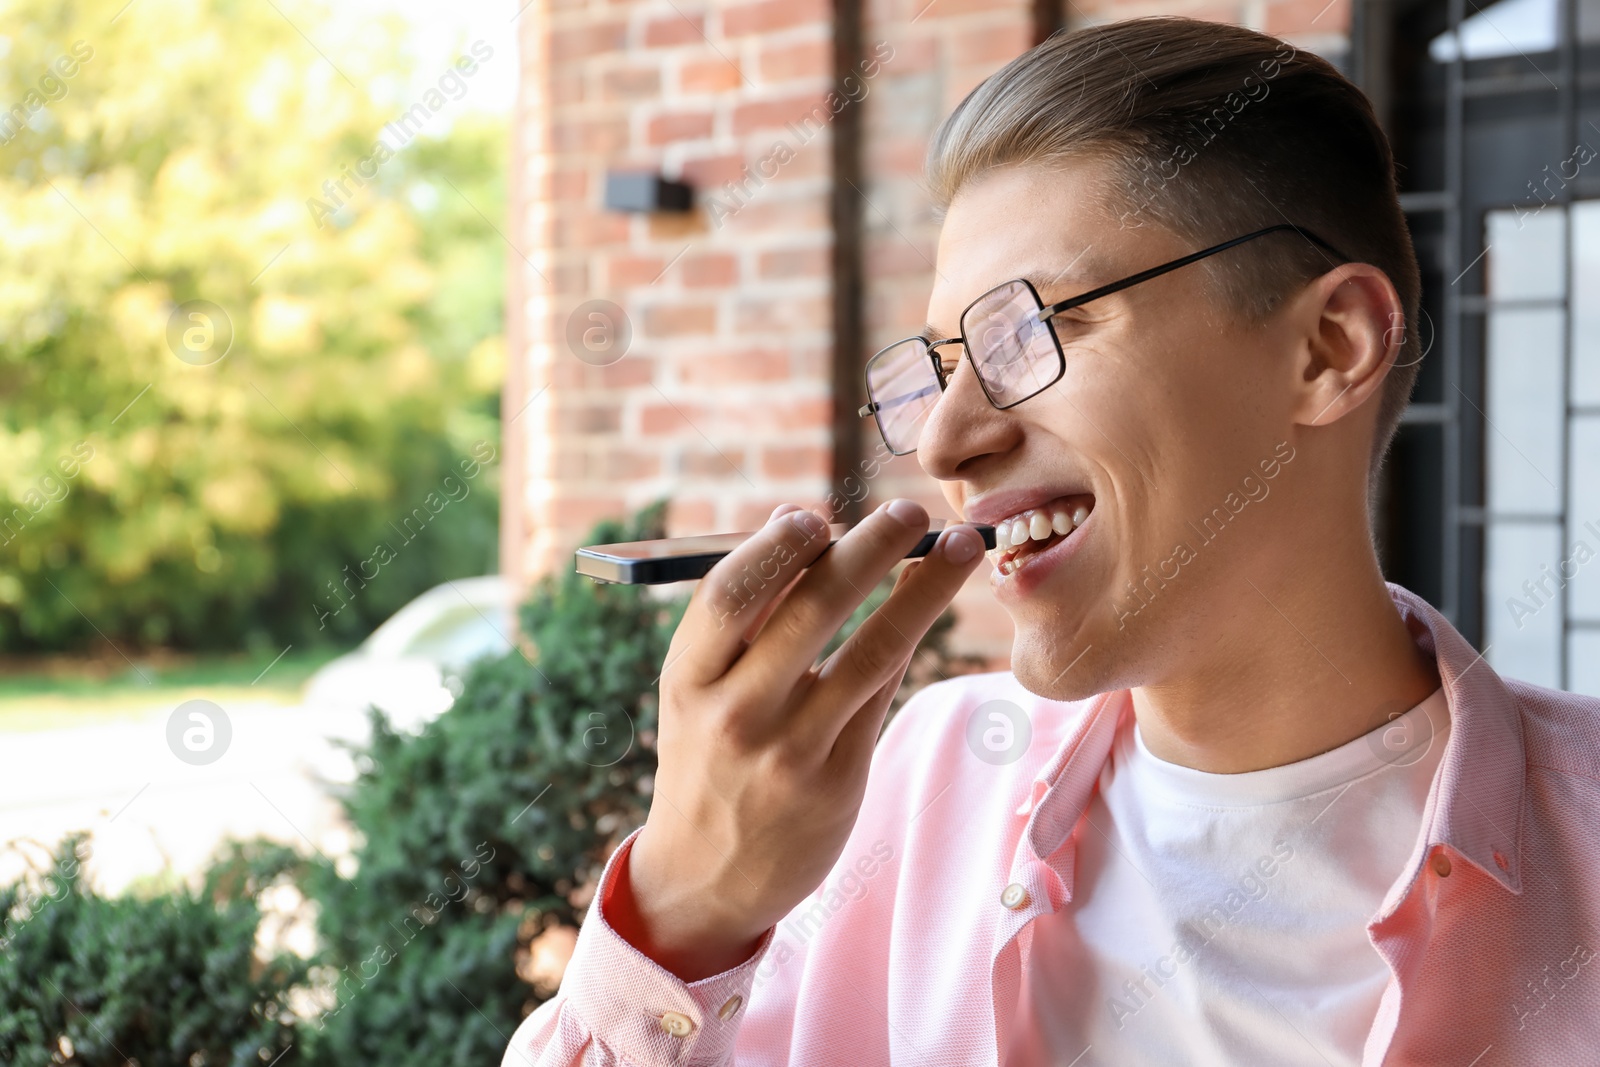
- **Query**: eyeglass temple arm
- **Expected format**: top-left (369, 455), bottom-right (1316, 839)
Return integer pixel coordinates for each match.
top-left (858, 225), bottom-right (1350, 416)
top-left (1037, 224), bottom-right (1352, 321)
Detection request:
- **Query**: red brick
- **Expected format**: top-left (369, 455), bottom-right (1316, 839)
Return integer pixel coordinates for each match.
top-left (911, 0), bottom-right (1018, 19)
top-left (1265, 0), bottom-right (1350, 34)
top-left (759, 39), bottom-right (830, 82)
top-left (759, 246), bottom-right (829, 279)
top-left (682, 253), bottom-right (738, 287)
top-left (949, 23), bottom-right (1031, 66)
top-left (607, 254), bottom-right (667, 287)
top-left (647, 211), bottom-right (709, 240)
top-left (546, 360), bottom-right (591, 388)
top-left (735, 293), bottom-right (830, 334)
top-left (648, 110), bottom-right (714, 145)
top-left (680, 153), bottom-right (749, 187)
top-left (864, 136), bottom-right (927, 178)
top-left (643, 12), bottom-right (705, 47)
top-left (601, 449), bottom-right (662, 479)
top-left (723, 192), bottom-right (829, 234)
top-left (643, 304), bottom-right (717, 336)
top-left (548, 261), bottom-right (590, 296)
top-left (551, 118), bottom-right (628, 153)
top-left (554, 404), bottom-right (622, 435)
top-left (678, 447), bottom-right (747, 477)
top-left (557, 448), bottom-right (601, 479)
top-left (681, 57), bottom-right (744, 93)
top-left (877, 36), bottom-right (936, 75)
top-left (544, 167), bottom-right (588, 202)
top-left (601, 66), bottom-right (662, 101)
top-left (677, 348), bottom-right (790, 383)
top-left (733, 93), bottom-right (834, 136)
top-left (726, 395), bottom-right (831, 432)
top-left (639, 401), bottom-right (707, 435)
top-left (541, 496), bottom-right (627, 531)
top-left (553, 211), bottom-right (629, 248)
top-left (552, 70), bottom-right (584, 106)
top-left (600, 357), bottom-right (655, 388)
top-left (865, 238), bottom-right (938, 278)
top-left (668, 497), bottom-right (717, 534)
top-left (722, 0), bottom-right (828, 36)
top-left (760, 445), bottom-right (831, 479)
top-left (549, 21), bottom-right (626, 59)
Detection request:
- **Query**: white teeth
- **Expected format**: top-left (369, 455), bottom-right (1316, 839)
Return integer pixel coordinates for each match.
top-left (987, 498), bottom-right (1095, 575)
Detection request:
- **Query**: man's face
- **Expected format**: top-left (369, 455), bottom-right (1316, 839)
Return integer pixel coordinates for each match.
top-left (919, 158), bottom-right (1309, 699)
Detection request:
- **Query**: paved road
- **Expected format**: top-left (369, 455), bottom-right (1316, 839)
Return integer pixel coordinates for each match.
top-left (0, 698), bottom-right (375, 897)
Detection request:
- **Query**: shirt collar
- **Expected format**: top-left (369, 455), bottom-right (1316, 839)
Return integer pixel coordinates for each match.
top-left (1383, 582), bottom-right (1526, 897)
top-left (1018, 583), bottom-right (1527, 898)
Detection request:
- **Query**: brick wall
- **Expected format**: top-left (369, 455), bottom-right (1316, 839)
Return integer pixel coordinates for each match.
top-left (507, 0), bottom-right (1352, 670)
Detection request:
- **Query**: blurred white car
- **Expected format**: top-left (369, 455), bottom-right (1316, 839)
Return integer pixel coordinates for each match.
top-left (302, 575), bottom-right (514, 731)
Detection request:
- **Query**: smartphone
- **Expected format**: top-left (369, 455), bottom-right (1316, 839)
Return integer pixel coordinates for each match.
top-left (576, 518), bottom-right (998, 585)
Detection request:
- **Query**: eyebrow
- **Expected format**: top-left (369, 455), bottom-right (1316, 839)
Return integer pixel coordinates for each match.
top-left (920, 252), bottom-right (1107, 339)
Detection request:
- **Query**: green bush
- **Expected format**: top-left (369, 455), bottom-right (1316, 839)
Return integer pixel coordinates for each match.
top-left (296, 500), bottom-right (686, 1063)
top-left (0, 835), bottom-right (306, 1066)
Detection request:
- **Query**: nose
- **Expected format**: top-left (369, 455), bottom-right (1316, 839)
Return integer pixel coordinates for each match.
top-left (916, 352), bottom-right (1022, 482)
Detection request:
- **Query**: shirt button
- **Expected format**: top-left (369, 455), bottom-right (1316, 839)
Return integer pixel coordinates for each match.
top-left (717, 995), bottom-right (743, 1021)
top-left (659, 1011), bottom-right (695, 1037)
top-left (1001, 883), bottom-right (1031, 910)
top-left (1430, 852), bottom-right (1452, 878)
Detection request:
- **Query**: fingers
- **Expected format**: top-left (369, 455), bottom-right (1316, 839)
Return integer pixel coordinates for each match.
top-left (668, 503), bottom-right (836, 687)
top-left (730, 500), bottom-right (934, 699)
top-left (827, 637), bottom-right (913, 776)
top-left (741, 507), bottom-right (815, 644)
top-left (799, 523), bottom-right (986, 755)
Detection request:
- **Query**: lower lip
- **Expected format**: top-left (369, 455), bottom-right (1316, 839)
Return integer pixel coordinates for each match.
top-left (989, 511), bottom-right (1094, 601)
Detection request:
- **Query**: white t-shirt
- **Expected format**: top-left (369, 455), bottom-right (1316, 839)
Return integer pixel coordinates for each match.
top-left (1007, 687), bottom-right (1450, 1067)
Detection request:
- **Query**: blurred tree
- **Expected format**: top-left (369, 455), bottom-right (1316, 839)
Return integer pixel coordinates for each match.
top-left (0, 0), bottom-right (504, 653)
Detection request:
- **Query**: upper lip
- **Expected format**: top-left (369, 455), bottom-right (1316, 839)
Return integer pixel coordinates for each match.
top-left (962, 485), bottom-right (1094, 527)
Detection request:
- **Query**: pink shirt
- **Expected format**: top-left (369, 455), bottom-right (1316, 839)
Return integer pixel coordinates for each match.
top-left (503, 584), bottom-right (1600, 1065)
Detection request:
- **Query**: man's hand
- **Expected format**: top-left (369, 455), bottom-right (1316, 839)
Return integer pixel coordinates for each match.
top-left (606, 499), bottom-right (986, 982)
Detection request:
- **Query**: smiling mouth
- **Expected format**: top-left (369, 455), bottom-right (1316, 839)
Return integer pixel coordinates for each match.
top-left (987, 495), bottom-right (1095, 576)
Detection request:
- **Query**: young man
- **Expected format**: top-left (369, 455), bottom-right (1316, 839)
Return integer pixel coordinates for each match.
top-left (506, 17), bottom-right (1600, 1067)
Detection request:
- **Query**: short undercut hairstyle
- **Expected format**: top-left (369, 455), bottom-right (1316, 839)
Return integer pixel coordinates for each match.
top-left (926, 17), bottom-right (1422, 484)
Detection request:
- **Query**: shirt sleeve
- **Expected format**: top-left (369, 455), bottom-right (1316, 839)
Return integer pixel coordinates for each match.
top-left (502, 826), bottom-right (779, 1067)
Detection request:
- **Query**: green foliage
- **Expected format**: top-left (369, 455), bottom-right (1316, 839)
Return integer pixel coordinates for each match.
top-left (0, 834), bottom-right (306, 1066)
top-left (0, 0), bottom-right (504, 653)
top-left (296, 501), bottom-right (682, 1063)
top-left (0, 503), bottom-right (977, 1064)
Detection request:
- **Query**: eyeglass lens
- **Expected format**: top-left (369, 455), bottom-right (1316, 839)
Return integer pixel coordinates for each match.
top-left (865, 279), bottom-right (1061, 454)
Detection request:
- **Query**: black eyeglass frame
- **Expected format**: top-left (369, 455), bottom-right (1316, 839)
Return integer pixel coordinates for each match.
top-left (857, 223), bottom-right (1353, 456)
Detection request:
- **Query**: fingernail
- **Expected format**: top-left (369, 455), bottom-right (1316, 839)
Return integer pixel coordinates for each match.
top-left (938, 526), bottom-right (979, 563)
top-left (886, 499), bottom-right (922, 525)
top-left (791, 510), bottom-right (827, 537)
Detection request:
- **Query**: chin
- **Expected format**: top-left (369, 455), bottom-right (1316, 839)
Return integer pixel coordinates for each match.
top-left (1008, 621), bottom-right (1104, 702)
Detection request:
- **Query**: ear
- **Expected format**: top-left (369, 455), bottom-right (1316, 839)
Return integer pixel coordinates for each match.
top-left (1287, 263), bottom-right (1404, 429)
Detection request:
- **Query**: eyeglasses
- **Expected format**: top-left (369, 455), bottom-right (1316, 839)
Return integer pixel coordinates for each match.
top-left (857, 223), bottom-right (1351, 456)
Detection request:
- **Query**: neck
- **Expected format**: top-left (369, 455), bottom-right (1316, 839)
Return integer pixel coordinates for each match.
top-left (1130, 525), bottom-right (1441, 775)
